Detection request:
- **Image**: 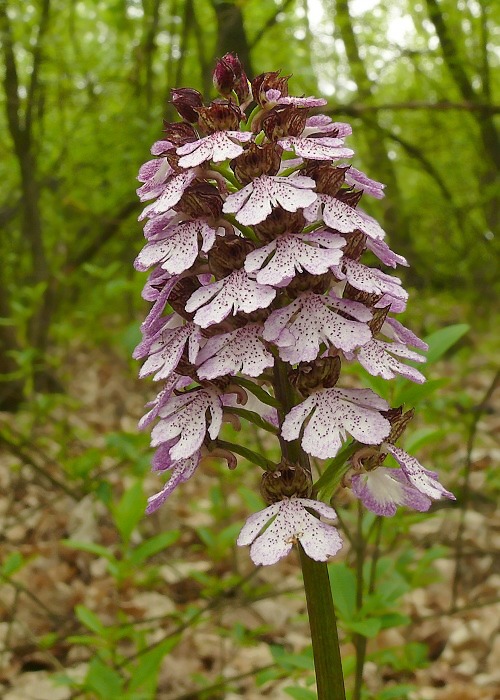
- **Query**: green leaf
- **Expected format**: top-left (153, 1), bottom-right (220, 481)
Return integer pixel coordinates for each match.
top-left (425, 324), bottom-right (469, 363)
top-left (126, 637), bottom-right (179, 693)
top-left (232, 376), bottom-right (280, 407)
top-left (215, 439), bottom-right (278, 471)
top-left (127, 531), bottom-right (180, 567)
top-left (393, 378), bottom-right (447, 405)
top-left (346, 618), bottom-right (382, 637)
top-left (111, 481), bottom-right (147, 545)
top-left (63, 539), bottom-right (115, 561)
top-left (403, 426), bottom-right (447, 452)
top-left (315, 441), bottom-right (358, 501)
top-left (1, 551), bottom-right (25, 577)
top-left (75, 605), bottom-right (105, 634)
top-left (85, 657), bottom-right (124, 697)
top-left (284, 688), bottom-right (317, 700)
top-left (328, 563), bottom-right (357, 620)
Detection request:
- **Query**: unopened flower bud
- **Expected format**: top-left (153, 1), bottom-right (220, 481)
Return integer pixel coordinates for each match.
top-left (208, 235), bottom-right (254, 278)
top-left (383, 406), bottom-right (415, 443)
top-left (170, 88), bottom-right (204, 123)
top-left (213, 53), bottom-right (243, 96)
top-left (261, 105), bottom-right (308, 140)
top-left (337, 189), bottom-right (363, 208)
top-left (178, 182), bottom-right (224, 219)
top-left (350, 446), bottom-right (385, 473)
top-left (254, 207), bottom-right (306, 241)
top-left (369, 306), bottom-right (390, 335)
top-left (289, 357), bottom-right (341, 396)
top-left (252, 70), bottom-right (290, 107)
top-left (162, 121), bottom-right (198, 146)
top-left (231, 142), bottom-right (282, 184)
top-left (342, 231), bottom-right (366, 261)
top-left (304, 164), bottom-right (347, 196)
top-left (260, 463), bottom-right (313, 504)
top-left (197, 100), bottom-right (242, 133)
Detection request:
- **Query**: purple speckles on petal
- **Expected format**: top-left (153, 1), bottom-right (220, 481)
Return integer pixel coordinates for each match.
top-left (282, 388), bottom-right (390, 459)
top-left (245, 233), bottom-right (344, 287)
top-left (197, 324), bottom-right (273, 379)
top-left (185, 269), bottom-right (276, 328)
top-left (151, 388), bottom-right (222, 461)
top-left (223, 174), bottom-right (317, 226)
top-left (263, 292), bottom-right (371, 363)
top-left (237, 498), bottom-right (342, 566)
top-left (177, 131), bottom-right (253, 168)
top-left (385, 445), bottom-right (455, 501)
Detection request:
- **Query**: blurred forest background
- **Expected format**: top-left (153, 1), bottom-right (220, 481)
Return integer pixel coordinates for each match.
top-left (0, 0), bottom-right (499, 699)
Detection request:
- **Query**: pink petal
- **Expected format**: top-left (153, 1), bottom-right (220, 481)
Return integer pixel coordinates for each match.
top-left (351, 468), bottom-right (431, 516)
top-left (146, 452), bottom-right (201, 513)
top-left (223, 175), bottom-right (317, 226)
top-left (135, 219), bottom-right (217, 274)
top-left (355, 339), bottom-right (426, 383)
top-left (278, 136), bottom-right (354, 161)
top-left (177, 131), bottom-right (252, 168)
top-left (263, 292), bottom-right (371, 363)
top-left (245, 233), bottom-right (344, 287)
top-left (186, 269), bottom-right (276, 328)
top-left (197, 324), bottom-right (273, 379)
top-left (151, 389), bottom-right (222, 460)
top-left (385, 445), bottom-right (455, 501)
top-left (282, 388), bottom-right (390, 459)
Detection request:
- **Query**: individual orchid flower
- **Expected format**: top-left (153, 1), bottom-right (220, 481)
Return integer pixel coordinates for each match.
top-left (185, 268), bottom-right (276, 328)
top-left (281, 388), bottom-right (391, 460)
top-left (222, 174), bottom-right (317, 226)
top-left (237, 497), bottom-right (343, 566)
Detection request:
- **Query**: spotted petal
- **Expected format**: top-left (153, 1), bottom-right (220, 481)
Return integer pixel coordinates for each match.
top-left (197, 324), bottom-right (273, 379)
top-left (245, 233), bottom-right (344, 287)
top-left (282, 388), bottom-right (390, 459)
top-left (223, 174), bottom-right (317, 226)
top-left (304, 194), bottom-right (385, 240)
top-left (151, 388), bottom-right (222, 461)
top-left (237, 498), bottom-right (342, 566)
top-left (139, 169), bottom-right (198, 219)
top-left (177, 131), bottom-right (253, 168)
top-left (139, 322), bottom-right (202, 381)
top-left (354, 339), bottom-right (426, 383)
top-left (146, 451), bottom-right (201, 513)
top-left (385, 445), bottom-right (455, 501)
top-left (263, 292), bottom-right (371, 363)
top-left (278, 136), bottom-right (354, 161)
top-left (333, 259), bottom-right (408, 302)
top-left (135, 219), bottom-right (218, 274)
top-left (185, 269), bottom-right (276, 328)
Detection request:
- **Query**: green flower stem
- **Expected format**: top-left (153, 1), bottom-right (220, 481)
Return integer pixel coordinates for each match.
top-left (299, 545), bottom-right (347, 700)
top-left (273, 359), bottom-right (346, 700)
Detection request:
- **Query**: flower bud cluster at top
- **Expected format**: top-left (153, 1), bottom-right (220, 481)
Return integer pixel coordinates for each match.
top-left (134, 55), bottom-right (454, 565)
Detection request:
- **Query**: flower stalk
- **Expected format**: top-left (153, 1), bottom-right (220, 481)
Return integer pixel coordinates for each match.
top-left (300, 546), bottom-right (346, 700)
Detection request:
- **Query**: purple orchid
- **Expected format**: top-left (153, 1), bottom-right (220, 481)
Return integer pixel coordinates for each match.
top-left (133, 56), bottom-right (454, 567)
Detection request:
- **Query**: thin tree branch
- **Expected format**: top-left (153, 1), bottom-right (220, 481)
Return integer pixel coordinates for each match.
top-left (330, 100), bottom-right (500, 115)
top-left (25, 0), bottom-right (50, 137)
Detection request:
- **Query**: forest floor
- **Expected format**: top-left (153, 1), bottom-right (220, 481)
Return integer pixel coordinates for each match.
top-left (0, 320), bottom-right (498, 700)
